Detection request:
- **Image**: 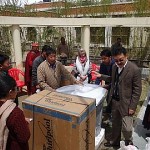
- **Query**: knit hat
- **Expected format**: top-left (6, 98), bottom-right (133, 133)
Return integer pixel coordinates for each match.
top-left (31, 43), bottom-right (39, 47)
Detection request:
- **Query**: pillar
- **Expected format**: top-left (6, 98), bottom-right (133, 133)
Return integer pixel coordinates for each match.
top-left (81, 25), bottom-right (90, 57)
top-left (105, 26), bottom-right (112, 47)
top-left (12, 25), bottom-right (23, 69)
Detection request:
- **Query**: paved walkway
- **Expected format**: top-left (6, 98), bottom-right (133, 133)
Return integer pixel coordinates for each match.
top-left (133, 98), bottom-right (149, 150)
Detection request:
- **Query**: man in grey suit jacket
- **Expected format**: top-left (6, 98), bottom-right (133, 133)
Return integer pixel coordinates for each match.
top-left (94, 47), bottom-right (142, 147)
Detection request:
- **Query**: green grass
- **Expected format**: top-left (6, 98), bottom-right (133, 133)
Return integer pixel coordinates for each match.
top-left (134, 80), bottom-right (149, 117)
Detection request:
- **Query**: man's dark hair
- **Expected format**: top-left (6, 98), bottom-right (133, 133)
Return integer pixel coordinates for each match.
top-left (0, 73), bottom-right (16, 99)
top-left (111, 47), bottom-right (127, 56)
top-left (117, 37), bottom-right (121, 41)
top-left (61, 37), bottom-right (65, 41)
top-left (0, 54), bottom-right (9, 65)
top-left (46, 47), bottom-right (56, 56)
top-left (100, 49), bottom-right (111, 57)
top-left (42, 45), bottom-right (50, 53)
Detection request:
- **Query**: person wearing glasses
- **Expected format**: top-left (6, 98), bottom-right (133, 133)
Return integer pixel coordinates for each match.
top-left (93, 47), bottom-right (142, 147)
top-left (0, 73), bottom-right (30, 150)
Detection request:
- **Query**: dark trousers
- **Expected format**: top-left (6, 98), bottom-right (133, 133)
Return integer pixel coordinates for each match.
top-left (105, 88), bottom-right (112, 114)
top-left (14, 95), bottom-right (19, 106)
top-left (111, 100), bottom-right (133, 145)
top-left (27, 83), bottom-right (32, 95)
top-left (27, 83), bottom-right (36, 95)
top-left (105, 100), bottom-right (112, 114)
top-left (31, 86), bottom-right (36, 94)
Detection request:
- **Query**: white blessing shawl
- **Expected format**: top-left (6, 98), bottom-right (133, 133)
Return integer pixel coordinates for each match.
top-left (0, 100), bottom-right (16, 150)
top-left (76, 56), bottom-right (90, 83)
top-left (76, 56), bottom-right (90, 76)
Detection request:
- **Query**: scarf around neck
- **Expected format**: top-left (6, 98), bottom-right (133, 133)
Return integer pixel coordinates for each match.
top-left (0, 100), bottom-right (16, 150)
top-left (76, 56), bottom-right (90, 76)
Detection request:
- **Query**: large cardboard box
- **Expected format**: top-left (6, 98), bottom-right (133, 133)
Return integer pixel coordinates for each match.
top-left (22, 90), bottom-right (96, 150)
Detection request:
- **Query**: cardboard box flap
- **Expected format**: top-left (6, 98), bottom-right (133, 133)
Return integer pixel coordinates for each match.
top-left (35, 92), bottom-right (96, 117)
top-left (22, 94), bottom-right (44, 104)
top-left (22, 90), bottom-right (51, 105)
top-left (47, 92), bottom-right (94, 105)
top-left (22, 94), bottom-right (45, 111)
top-left (34, 97), bottom-right (95, 124)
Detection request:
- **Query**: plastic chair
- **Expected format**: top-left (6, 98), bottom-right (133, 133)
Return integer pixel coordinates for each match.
top-left (69, 63), bottom-right (74, 66)
top-left (8, 68), bottom-right (25, 92)
top-left (91, 63), bottom-right (100, 71)
top-left (91, 63), bottom-right (100, 82)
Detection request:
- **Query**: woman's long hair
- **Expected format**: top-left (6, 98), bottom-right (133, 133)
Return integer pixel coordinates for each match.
top-left (0, 74), bottom-right (16, 99)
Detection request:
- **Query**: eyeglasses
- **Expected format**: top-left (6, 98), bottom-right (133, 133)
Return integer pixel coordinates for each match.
top-left (114, 58), bottom-right (124, 63)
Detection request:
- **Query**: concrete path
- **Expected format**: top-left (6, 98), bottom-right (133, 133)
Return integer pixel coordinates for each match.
top-left (133, 98), bottom-right (149, 150)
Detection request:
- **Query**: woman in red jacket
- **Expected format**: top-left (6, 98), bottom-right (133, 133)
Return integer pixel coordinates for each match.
top-left (0, 73), bottom-right (30, 150)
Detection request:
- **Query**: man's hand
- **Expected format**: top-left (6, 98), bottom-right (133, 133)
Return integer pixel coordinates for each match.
top-left (128, 109), bottom-right (135, 115)
top-left (80, 75), bottom-right (87, 81)
top-left (75, 80), bottom-right (83, 85)
top-left (92, 71), bottom-right (101, 78)
top-left (102, 84), bottom-right (109, 90)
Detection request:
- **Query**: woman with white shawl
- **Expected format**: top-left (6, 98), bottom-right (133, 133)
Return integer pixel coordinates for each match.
top-left (72, 49), bottom-right (92, 83)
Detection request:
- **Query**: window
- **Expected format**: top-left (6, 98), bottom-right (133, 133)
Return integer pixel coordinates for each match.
top-left (90, 27), bottom-right (105, 44)
top-left (112, 27), bottom-right (130, 46)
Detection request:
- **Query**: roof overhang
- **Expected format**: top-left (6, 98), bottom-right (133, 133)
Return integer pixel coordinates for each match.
top-left (0, 16), bottom-right (150, 27)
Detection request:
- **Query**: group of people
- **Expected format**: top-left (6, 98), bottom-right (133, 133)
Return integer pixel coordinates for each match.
top-left (0, 36), bottom-right (148, 150)
top-left (24, 37), bottom-right (69, 95)
top-left (24, 37), bottom-right (143, 148)
top-left (25, 38), bottom-right (93, 95)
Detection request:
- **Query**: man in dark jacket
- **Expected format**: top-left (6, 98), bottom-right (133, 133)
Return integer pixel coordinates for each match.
top-left (32, 45), bottom-right (51, 93)
top-left (57, 37), bottom-right (69, 65)
top-left (111, 37), bottom-right (122, 51)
